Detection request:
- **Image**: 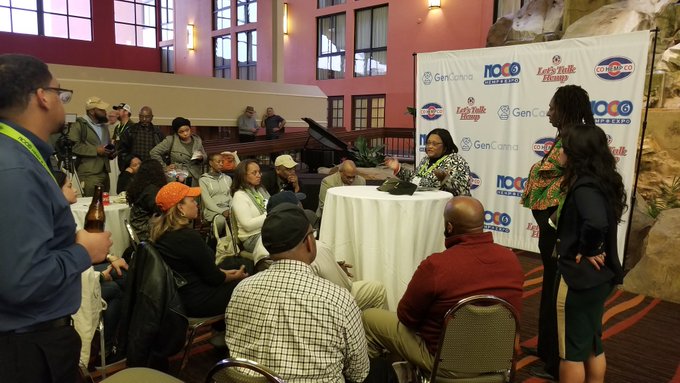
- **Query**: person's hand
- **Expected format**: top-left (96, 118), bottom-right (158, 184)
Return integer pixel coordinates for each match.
top-left (222, 265), bottom-right (249, 282)
top-left (384, 157), bottom-right (400, 171)
top-left (76, 230), bottom-right (112, 264)
top-left (338, 261), bottom-right (354, 278)
top-left (165, 164), bottom-right (176, 171)
top-left (433, 169), bottom-right (448, 181)
top-left (96, 145), bottom-right (108, 156)
top-left (222, 210), bottom-right (230, 219)
top-left (101, 265), bottom-right (114, 282)
top-left (108, 255), bottom-right (129, 276)
top-left (288, 173), bottom-right (299, 186)
top-left (575, 252), bottom-right (606, 271)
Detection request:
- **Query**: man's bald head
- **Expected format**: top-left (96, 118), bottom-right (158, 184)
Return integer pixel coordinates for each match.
top-left (444, 196), bottom-right (485, 236)
top-left (339, 160), bottom-right (358, 185)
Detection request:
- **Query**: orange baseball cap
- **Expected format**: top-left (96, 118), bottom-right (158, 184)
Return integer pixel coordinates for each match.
top-left (155, 182), bottom-right (201, 212)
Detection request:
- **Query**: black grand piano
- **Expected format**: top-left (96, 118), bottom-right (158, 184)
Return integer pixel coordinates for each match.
top-left (300, 117), bottom-right (352, 172)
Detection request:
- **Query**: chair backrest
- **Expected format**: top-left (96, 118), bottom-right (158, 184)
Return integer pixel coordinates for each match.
top-left (205, 358), bottom-right (286, 383)
top-left (124, 219), bottom-right (140, 252)
top-left (430, 295), bottom-right (519, 383)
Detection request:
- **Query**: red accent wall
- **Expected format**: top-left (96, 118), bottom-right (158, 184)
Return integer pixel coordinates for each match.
top-left (0, 0), bottom-right (493, 129)
top-left (282, 0), bottom-right (494, 129)
top-left (0, 1), bottom-right (159, 71)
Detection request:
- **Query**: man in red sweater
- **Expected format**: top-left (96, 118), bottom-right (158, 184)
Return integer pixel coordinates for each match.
top-left (362, 196), bottom-right (524, 374)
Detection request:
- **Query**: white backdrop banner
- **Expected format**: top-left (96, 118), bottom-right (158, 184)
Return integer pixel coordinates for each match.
top-left (416, 31), bottom-right (650, 260)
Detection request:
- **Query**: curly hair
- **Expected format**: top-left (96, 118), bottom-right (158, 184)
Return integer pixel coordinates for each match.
top-left (560, 124), bottom-right (627, 220)
top-left (230, 159), bottom-right (259, 196)
top-left (126, 159), bottom-right (167, 205)
top-left (551, 85), bottom-right (595, 137)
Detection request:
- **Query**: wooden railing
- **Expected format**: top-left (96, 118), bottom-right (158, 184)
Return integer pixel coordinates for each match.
top-left (201, 127), bottom-right (416, 166)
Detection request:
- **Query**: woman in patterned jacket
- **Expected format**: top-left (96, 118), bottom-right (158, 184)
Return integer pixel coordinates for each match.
top-left (385, 128), bottom-right (470, 196)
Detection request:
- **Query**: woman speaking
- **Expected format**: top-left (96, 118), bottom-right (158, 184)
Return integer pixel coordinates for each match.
top-left (385, 128), bottom-right (470, 196)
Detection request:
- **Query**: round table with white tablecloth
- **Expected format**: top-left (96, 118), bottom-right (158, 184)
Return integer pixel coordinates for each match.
top-left (319, 185), bottom-right (452, 309)
top-left (70, 197), bottom-right (131, 258)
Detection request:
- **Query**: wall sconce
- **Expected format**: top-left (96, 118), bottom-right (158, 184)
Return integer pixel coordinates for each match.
top-left (428, 0), bottom-right (441, 9)
top-left (187, 24), bottom-right (195, 50)
top-left (283, 3), bottom-right (289, 34)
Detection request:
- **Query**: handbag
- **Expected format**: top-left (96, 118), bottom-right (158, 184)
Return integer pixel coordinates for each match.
top-left (377, 178), bottom-right (418, 196)
top-left (213, 216), bottom-right (239, 265)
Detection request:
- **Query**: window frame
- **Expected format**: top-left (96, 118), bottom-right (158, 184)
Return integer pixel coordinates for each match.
top-left (352, 94), bottom-right (385, 130)
top-left (114, 0), bottom-right (157, 48)
top-left (327, 96), bottom-right (344, 129)
top-left (214, 34), bottom-right (232, 79)
top-left (236, 29), bottom-right (257, 80)
top-left (318, 0), bottom-right (345, 8)
top-left (316, 12), bottom-right (346, 80)
top-left (236, 0), bottom-right (257, 26)
top-left (160, 0), bottom-right (174, 41)
top-left (353, 5), bottom-right (388, 77)
top-left (213, 0), bottom-right (231, 30)
top-left (0, 0), bottom-right (93, 41)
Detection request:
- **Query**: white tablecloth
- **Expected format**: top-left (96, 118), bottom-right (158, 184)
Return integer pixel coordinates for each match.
top-left (71, 197), bottom-right (131, 258)
top-left (319, 186), bottom-right (452, 309)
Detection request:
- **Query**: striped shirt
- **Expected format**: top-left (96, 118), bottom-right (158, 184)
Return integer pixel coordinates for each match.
top-left (226, 259), bottom-right (369, 383)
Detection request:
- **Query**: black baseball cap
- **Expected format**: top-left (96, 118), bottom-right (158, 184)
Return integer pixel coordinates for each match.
top-left (262, 203), bottom-right (317, 254)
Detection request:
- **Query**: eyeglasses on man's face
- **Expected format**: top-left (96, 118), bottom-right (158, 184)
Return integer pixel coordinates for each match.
top-left (43, 87), bottom-right (73, 104)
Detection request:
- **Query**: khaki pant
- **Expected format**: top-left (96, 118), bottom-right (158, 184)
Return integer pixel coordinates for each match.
top-left (352, 281), bottom-right (388, 311)
top-left (362, 309), bottom-right (434, 372)
top-left (79, 173), bottom-right (109, 197)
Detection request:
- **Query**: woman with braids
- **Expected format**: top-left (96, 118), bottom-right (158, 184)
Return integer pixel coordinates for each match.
top-left (520, 85), bottom-right (595, 380)
top-left (126, 159), bottom-right (167, 242)
top-left (554, 124), bottom-right (625, 383)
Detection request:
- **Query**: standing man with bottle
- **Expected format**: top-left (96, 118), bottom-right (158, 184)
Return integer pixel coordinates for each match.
top-left (0, 54), bottom-right (112, 383)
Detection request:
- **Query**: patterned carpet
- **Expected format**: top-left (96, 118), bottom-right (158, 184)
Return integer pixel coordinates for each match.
top-left (154, 251), bottom-right (680, 382)
top-left (514, 251), bottom-right (680, 383)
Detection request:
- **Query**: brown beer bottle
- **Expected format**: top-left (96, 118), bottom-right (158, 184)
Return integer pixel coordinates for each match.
top-left (84, 184), bottom-right (106, 232)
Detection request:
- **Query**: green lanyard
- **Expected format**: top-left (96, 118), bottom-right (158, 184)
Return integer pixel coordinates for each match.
top-left (0, 122), bottom-right (57, 185)
top-left (246, 187), bottom-right (265, 211)
top-left (417, 154), bottom-right (450, 177)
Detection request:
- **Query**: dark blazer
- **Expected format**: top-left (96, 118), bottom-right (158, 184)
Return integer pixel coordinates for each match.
top-left (556, 176), bottom-right (624, 290)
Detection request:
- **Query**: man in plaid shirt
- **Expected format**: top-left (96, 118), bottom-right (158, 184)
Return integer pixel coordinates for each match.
top-left (226, 203), bottom-right (369, 383)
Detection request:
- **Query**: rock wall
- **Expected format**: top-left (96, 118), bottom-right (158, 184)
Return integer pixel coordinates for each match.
top-left (623, 208), bottom-right (680, 304)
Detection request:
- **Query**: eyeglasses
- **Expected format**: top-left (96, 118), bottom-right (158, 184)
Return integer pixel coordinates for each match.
top-left (43, 87), bottom-right (73, 104)
top-left (426, 141), bottom-right (443, 147)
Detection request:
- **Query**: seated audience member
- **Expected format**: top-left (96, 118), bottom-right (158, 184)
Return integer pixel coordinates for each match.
top-left (268, 192), bottom-right (387, 311)
top-left (149, 117), bottom-right (206, 186)
top-left (226, 203), bottom-right (369, 383)
top-left (230, 159), bottom-right (270, 254)
top-left (262, 154), bottom-right (303, 196)
top-left (220, 150), bottom-right (240, 172)
top-left (151, 182), bottom-right (251, 317)
top-left (56, 171), bottom-right (127, 364)
top-left (317, 159), bottom-right (366, 217)
top-left (199, 153), bottom-right (232, 228)
top-left (362, 196), bottom-right (524, 374)
top-left (126, 159), bottom-right (166, 242)
top-left (116, 155), bottom-right (141, 194)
